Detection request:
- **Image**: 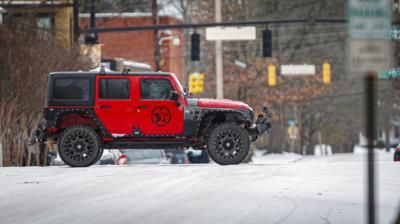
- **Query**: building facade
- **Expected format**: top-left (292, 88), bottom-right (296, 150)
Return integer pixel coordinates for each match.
top-left (0, 0), bottom-right (76, 46)
top-left (80, 13), bottom-right (185, 82)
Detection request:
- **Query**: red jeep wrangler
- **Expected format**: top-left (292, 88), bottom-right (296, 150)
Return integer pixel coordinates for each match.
top-left (34, 71), bottom-right (271, 167)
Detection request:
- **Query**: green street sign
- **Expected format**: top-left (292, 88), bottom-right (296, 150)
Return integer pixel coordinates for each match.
top-left (348, 0), bottom-right (392, 39)
top-left (347, 0), bottom-right (392, 73)
top-left (378, 68), bottom-right (400, 79)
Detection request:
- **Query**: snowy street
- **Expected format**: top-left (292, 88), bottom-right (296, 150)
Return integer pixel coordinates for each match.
top-left (0, 152), bottom-right (399, 224)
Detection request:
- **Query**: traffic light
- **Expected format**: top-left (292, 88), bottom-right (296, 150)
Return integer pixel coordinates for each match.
top-left (191, 33), bottom-right (200, 61)
top-left (197, 73), bottom-right (205, 93)
top-left (189, 73), bottom-right (198, 93)
top-left (322, 61), bottom-right (331, 84)
top-left (189, 73), bottom-right (205, 93)
top-left (268, 64), bottom-right (277, 86)
top-left (262, 29), bottom-right (272, 57)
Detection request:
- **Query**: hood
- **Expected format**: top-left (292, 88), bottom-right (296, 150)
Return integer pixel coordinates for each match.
top-left (197, 98), bottom-right (251, 110)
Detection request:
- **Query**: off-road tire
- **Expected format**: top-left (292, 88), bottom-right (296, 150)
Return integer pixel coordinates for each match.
top-left (58, 125), bottom-right (102, 167)
top-left (207, 122), bottom-right (250, 165)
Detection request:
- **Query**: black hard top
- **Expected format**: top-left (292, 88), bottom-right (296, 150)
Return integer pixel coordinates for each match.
top-left (48, 71), bottom-right (172, 77)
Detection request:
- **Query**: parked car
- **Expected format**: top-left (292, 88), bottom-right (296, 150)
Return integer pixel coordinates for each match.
top-left (394, 144), bottom-right (400, 162)
top-left (98, 149), bottom-right (121, 165)
top-left (186, 147), bottom-right (210, 163)
top-left (118, 149), bottom-right (170, 165)
top-left (165, 149), bottom-right (190, 164)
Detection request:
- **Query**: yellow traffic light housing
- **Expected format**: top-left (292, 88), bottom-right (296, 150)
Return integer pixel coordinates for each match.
top-left (197, 73), bottom-right (204, 93)
top-left (268, 64), bottom-right (277, 86)
top-left (323, 61), bottom-right (331, 85)
top-left (189, 73), bottom-right (205, 94)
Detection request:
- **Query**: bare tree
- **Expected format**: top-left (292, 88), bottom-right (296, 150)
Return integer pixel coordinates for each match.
top-left (0, 23), bottom-right (91, 166)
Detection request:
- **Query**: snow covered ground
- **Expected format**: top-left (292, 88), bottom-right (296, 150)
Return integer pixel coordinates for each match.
top-left (0, 152), bottom-right (399, 224)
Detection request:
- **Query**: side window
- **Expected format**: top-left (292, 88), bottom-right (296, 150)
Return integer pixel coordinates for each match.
top-left (140, 79), bottom-right (174, 100)
top-left (53, 78), bottom-right (89, 100)
top-left (99, 78), bottom-right (130, 99)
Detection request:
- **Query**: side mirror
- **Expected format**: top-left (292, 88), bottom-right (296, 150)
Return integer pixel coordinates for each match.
top-left (170, 91), bottom-right (179, 101)
top-left (170, 91), bottom-right (181, 106)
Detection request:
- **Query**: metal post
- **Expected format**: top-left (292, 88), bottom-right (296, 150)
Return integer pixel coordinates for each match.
top-left (90, 0), bottom-right (96, 29)
top-left (365, 71), bottom-right (377, 224)
top-left (152, 0), bottom-right (161, 71)
top-left (72, 0), bottom-right (80, 42)
top-left (215, 0), bottom-right (223, 98)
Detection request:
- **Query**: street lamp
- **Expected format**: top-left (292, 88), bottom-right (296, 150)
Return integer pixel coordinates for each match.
top-left (0, 7), bottom-right (6, 25)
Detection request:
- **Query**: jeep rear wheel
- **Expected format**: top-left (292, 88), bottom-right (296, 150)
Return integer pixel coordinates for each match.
top-left (58, 125), bottom-right (102, 167)
top-left (207, 123), bottom-right (250, 165)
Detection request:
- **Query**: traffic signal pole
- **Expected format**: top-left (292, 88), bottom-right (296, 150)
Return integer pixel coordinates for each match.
top-left (152, 0), bottom-right (161, 71)
top-left (365, 72), bottom-right (377, 224)
top-left (215, 0), bottom-right (223, 99)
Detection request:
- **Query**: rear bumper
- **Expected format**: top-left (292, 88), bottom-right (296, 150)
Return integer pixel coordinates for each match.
top-left (29, 128), bottom-right (46, 145)
top-left (248, 106), bottom-right (272, 140)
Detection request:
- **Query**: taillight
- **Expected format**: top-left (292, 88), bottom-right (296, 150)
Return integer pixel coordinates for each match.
top-left (396, 146), bottom-right (400, 152)
top-left (118, 154), bottom-right (128, 165)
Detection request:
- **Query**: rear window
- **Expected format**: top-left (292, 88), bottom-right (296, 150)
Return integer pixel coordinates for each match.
top-left (99, 78), bottom-right (130, 99)
top-left (53, 78), bottom-right (90, 100)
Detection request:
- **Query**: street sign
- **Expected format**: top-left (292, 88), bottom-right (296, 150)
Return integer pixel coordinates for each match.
top-left (348, 0), bottom-right (392, 39)
top-left (378, 68), bottom-right (400, 79)
top-left (347, 40), bottom-right (392, 73)
top-left (347, 0), bottom-right (392, 73)
top-left (287, 126), bottom-right (298, 140)
top-left (280, 64), bottom-right (316, 76)
top-left (205, 26), bottom-right (256, 41)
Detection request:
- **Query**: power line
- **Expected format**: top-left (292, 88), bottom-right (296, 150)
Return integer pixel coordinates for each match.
top-left (83, 18), bottom-right (346, 33)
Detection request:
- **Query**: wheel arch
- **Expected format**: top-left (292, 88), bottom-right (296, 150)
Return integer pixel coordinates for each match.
top-left (197, 110), bottom-right (250, 138)
top-left (56, 112), bottom-right (101, 135)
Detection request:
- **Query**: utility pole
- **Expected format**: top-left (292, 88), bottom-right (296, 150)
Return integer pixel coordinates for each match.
top-left (90, 0), bottom-right (96, 29)
top-left (215, 0), bottom-right (223, 98)
top-left (152, 0), bottom-right (161, 71)
top-left (72, 0), bottom-right (80, 42)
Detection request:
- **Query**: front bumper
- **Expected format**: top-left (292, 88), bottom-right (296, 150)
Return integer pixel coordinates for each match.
top-left (248, 106), bottom-right (272, 140)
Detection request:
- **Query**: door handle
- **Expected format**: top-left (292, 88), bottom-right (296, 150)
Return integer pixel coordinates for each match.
top-left (100, 105), bottom-right (112, 109)
top-left (137, 105), bottom-right (148, 109)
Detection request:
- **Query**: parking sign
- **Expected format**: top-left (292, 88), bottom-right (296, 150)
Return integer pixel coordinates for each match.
top-left (347, 0), bottom-right (392, 73)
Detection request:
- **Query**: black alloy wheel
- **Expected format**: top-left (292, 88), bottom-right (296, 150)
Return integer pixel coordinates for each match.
top-left (207, 123), bottom-right (250, 165)
top-left (58, 125), bottom-right (102, 167)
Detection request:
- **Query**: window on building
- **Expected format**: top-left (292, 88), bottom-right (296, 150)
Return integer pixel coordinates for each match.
top-left (140, 79), bottom-right (173, 100)
top-left (99, 78), bottom-right (130, 99)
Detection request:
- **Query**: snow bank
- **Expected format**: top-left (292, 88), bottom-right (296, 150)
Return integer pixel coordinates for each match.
top-left (353, 145), bottom-right (388, 155)
top-left (252, 150), bottom-right (303, 164)
top-left (314, 144), bottom-right (332, 156)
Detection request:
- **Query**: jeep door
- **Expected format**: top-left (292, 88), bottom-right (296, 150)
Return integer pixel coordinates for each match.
top-left (135, 76), bottom-right (184, 135)
top-left (94, 76), bottom-right (135, 136)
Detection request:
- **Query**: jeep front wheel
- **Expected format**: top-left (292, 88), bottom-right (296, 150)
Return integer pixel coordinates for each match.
top-left (207, 123), bottom-right (250, 165)
top-left (58, 125), bottom-right (102, 167)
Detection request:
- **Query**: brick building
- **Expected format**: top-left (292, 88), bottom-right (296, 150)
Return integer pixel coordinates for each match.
top-left (80, 13), bottom-right (185, 82)
top-left (1, 0), bottom-right (76, 46)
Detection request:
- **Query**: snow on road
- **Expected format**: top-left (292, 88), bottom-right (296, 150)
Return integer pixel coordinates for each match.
top-left (0, 153), bottom-right (399, 224)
